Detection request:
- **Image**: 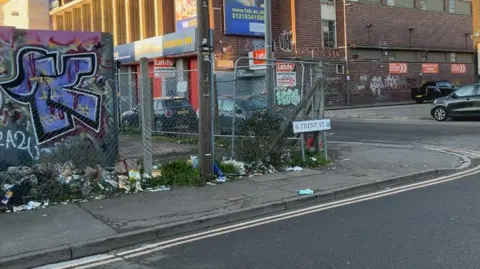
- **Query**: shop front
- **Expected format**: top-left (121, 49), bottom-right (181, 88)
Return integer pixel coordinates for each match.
top-left (114, 28), bottom-right (199, 113)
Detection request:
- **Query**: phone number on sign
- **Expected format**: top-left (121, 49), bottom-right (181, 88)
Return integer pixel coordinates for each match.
top-left (231, 13), bottom-right (264, 20)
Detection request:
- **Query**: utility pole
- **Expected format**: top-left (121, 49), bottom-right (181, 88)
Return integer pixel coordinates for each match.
top-left (264, 0), bottom-right (275, 113)
top-left (343, 0), bottom-right (350, 106)
top-left (197, 0), bottom-right (214, 180)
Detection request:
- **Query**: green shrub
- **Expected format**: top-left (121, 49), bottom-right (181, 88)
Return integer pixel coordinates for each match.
top-left (289, 151), bottom-right (331, 168)
top-left (146, 159), bottom-right (202, 187)
top-left (219, 162), bottom-right (238, 174)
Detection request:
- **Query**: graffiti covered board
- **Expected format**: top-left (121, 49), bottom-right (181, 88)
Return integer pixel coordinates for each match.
top-left (0, 27), bottom-right (117, 170)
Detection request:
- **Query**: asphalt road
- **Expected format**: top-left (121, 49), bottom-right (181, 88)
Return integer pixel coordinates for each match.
top-left (329, 119), bottom-right (480, 151)
top-left (86, 119), bottom-right (480, 269)
top-left (94, 171), bottom-right (480, 269)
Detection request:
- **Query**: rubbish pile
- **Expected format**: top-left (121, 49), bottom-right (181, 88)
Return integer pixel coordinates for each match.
top-left (0, 159), bottom-right (166, 213)
top-left (0, 157), bottom-right (299, 213)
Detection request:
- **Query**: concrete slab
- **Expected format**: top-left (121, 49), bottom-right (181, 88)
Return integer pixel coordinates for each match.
top-left (325, 104), bottom-right (433, 120)
top-left (0, 204), bottom-right (116, 258)
top-left (251, 169), bottom-right (322, 183)
top-left (79, 180), bottom-right (294, 233)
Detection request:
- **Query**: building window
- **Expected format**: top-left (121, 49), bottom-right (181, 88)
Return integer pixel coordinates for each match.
top-left (448, 0), bottom-right (455, 13)
top-left (419, 0), bottom-right (427, 9)
top-left (455, 0), bottom-right (471, 15)
top-left (336, 64), bottom-right (345, 74)
top-left (391, 0), bottom-right (414, 8)
top-left (422, 0), bottom-right (444, 12)
top-left (322, 20), bottom-right (336, 48)
top-left (449, 52), bottom-right (456, 62)
top-left (321, 0), bottom-right (334, 3)
top-left (358, 0), bottom-right (381, 3)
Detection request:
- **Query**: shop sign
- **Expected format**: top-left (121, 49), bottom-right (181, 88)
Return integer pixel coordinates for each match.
top-left (389, 63), bottom-right (408, 74)
top-left (248, 48), bottom-right (266, 70)
top-left (422, 63), bottom-right (439, 73)
top-left (162, 28), bottom-right (197, 56)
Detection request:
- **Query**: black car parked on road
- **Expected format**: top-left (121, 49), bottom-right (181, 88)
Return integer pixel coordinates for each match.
top-left (430, 83), bottom-right (480, 121)
top-left (217, 96), bottom-right (290, 134)
top-left (121, 97), bottom-right (198, 132)
top-left (411, 81), bottom-right (456, 104)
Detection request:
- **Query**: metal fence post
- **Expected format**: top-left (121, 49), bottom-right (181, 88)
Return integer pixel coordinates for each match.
top-left (139, 58), bottom-right (153, 175)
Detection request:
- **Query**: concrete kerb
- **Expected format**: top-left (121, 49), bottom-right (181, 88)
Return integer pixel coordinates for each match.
top-left (0, 245), bottom-right (72, 269)
top-left (0, 167), bottom-right (465, 269)
top-left (325, 101), bottom-right (416, 111)
top-left (0, 142), bottom-right (471, 269)
top-left (328, 115), bottom-right (432, 121)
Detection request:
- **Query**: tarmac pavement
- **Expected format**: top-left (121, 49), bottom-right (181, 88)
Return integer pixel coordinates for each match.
top-left (0, 142), bottom-right (466, 268)
top-left (325, 103), bottom-right (434, 120)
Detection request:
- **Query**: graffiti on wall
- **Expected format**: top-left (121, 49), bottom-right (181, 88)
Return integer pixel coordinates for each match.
top-left (354, 74), bottom-right (416, 98)
top-left (0, 27), bottom-right (116, 169)
top-left (278, 30), bottom-right (293, 52)
top-left (275, 87), bottom-right (300, 106)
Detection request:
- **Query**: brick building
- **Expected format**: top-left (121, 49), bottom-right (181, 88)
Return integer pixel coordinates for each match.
top-left (340, 0), bottom-right (474, 105)
top-left (49, 0), bottom-right (474, 108)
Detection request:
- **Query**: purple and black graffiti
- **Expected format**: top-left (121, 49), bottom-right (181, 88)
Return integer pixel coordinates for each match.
top-left (0, 46), bottom-right (102, 145)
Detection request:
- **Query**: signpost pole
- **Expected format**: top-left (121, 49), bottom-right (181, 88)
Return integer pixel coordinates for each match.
top-left (322, 131), bottom-right (328, 160)
top-left (300, 133), bottom-right (306, 163)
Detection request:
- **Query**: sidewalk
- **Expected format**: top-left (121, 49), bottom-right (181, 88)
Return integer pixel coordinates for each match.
top-left (325, 104), bottom-right (433, 120)
top-left (0, 143), bottom-right (465, 268)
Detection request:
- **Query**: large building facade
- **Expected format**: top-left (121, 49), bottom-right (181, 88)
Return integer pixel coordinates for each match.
top-left (0, 0), bottom-right (50, 29)
top-left (49, 0), bottom-right (474, 108)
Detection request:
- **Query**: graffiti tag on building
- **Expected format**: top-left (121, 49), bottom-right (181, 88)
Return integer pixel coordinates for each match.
top-left (275, 87), bottom-right (300, 106)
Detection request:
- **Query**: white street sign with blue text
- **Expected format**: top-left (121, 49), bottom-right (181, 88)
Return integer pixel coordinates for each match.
top-left (293, 119), bottom-right (331, 133)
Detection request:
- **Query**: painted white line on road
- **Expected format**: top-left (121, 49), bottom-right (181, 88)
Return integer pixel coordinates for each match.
top-left (331, 118), bottom-right (480, 125)
top-left (446, 148), bottom-right (480, 158)
top-left (120, 163), bottom-right (480, 261)
top-left (46, 154), bottom-right (480, 268)
top-left (34, 255), bottom-right (118, 269)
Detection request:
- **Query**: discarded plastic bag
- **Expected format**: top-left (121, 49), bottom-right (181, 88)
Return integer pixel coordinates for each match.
top-left (298, 189), bottom-right (314, 195)
top-left (286, 166), bottom-right (303, 172)
top-left (25, 201), bottom-right (41, 211)
top-left (128, 170), bottom-right (141, 181)
top-left (190, 156), bottom-right (199, 168)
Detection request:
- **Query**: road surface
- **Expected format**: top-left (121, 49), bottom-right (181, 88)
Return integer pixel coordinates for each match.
top-left (86, 119), bottom-right (480, 269)
top-left (95, 171), bottom-right (480, 269)
top-left (38, 118), bottom-right (480, 269)
top-left (330, 119), bottom-right (480, 151)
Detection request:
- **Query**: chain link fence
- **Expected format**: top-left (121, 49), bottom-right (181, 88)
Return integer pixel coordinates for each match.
top-left (212, 58), bottom-right (334, 167)
top-left (117, 69), bottom-right (198, 164)
top-left (115, 58), bottom-right (338, 173)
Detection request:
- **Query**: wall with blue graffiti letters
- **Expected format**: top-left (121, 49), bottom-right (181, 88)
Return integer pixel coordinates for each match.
top-left (0, 27), bottom-right (116, 170)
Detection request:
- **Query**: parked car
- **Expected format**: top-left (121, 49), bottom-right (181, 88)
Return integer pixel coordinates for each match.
top-left (121, 97), bottom-right (198, 132)
top-left (430, 83), bottom-right (480, 121)
top-left (217, 96), bottom-right (289, 134)
top-left (411, 81), bottom-right (456, 104)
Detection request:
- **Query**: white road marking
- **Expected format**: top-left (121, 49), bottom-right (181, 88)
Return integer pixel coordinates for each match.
top-left (41, 150), bottom-right (480, 269)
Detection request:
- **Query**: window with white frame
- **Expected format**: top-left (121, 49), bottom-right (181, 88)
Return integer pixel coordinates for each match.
top-left (448, 0), bottom-right (455, 13)
top-left (322, 20), bottom-right (336, 48)
top-left (336, 64), bottom-right (345, 74)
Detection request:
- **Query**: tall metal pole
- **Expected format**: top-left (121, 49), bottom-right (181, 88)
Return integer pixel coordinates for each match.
top-left (264, 0), bottom-right (275, 113)
top-left (197, 0), bottom-right (214, 180)
top-left (343, 0), bottom-right (350, 106)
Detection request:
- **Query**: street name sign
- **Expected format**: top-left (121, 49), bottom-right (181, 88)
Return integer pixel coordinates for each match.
top-left (293, 119), bottom-right (331, 133)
